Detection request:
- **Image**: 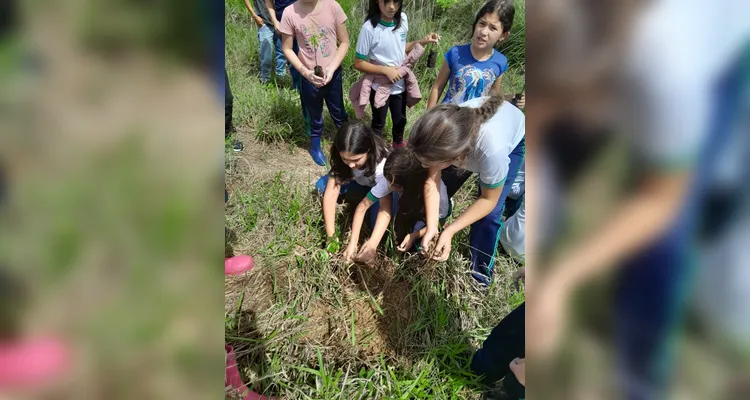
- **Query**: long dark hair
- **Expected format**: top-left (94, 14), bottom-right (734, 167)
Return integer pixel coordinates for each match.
top-left (383, 149), bottom-right (428, 242)
top-left (367, 0), bottom-right (403, 30)
top-left (330, 122), bottom-right (390, 183)
top-left (408, 95), bottom-right (505, 167)
top-left (472, 0), bottom-right (515, 38)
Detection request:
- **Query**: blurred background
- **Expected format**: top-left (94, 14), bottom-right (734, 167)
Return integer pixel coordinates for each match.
top-left (0, 0), bottom-right (225, 398)
top-left (526, 0), bottom-right (750, 398)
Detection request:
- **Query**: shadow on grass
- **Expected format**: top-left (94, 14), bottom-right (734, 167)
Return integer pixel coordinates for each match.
top-left (225, 309), bottom-right (281, 398)
top-left (349, 255), bottom-right (485, 394)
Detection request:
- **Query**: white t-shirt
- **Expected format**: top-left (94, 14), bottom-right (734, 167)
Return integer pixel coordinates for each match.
top-left (355, 13), bottom-right (408, 95)
top-left (625, 0), bottom-right (750, 170)
top-left (354, 158), bottom-right (391, 199)
top-left (500, 197), bottom-right (525, 262)
top-left (456, 97), bottom-right (526, 188)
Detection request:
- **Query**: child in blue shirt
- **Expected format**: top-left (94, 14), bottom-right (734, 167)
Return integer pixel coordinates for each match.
top-left (427, 0), bottom-right (514, 108)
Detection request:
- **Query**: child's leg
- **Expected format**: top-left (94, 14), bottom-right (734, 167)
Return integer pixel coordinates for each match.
top-left (471, 302), bottom-right (525, 385)
top-left (322, 67), bottom-right (348, 127)
top-left (300, 76), bottom-right (327, 165)
top-left (468, 138), bottom-right (525, 285)
top-left (273, 32), bottom-right (288, 77)
top-left (388, 92), bottom-right (407, 145)
top-left (257, 25), bottom-right (274, 83)
top-left (369, 91), bottom-right (390, 137)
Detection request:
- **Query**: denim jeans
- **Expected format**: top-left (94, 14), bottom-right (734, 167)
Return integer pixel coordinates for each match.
top-left (258, 25), bottom-right (275, 83)
top-left (273, 32), bottom-right (288, 77)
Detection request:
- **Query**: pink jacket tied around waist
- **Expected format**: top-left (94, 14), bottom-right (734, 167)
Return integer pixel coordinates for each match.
top-left (349, 43), bottom-right (426, 119)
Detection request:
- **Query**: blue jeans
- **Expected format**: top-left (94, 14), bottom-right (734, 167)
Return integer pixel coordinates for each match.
top-left (442, 139), bottom-right (526, 285)
top-left (258, 25), bottom-right (275, 83)
top-left (273, 32), bottom-right (289, 77)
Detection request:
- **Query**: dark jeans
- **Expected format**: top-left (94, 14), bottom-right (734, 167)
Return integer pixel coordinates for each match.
top-left (299, 67), bottom-right (348, 138)
top-left (441, 139), bottom-right (526, 285)
top-left (370, 91), bottom-right (407, 144)
top-left (471, 302), bottom-right (525, 399)
top-left (225, 69), bottom-right (233, 137)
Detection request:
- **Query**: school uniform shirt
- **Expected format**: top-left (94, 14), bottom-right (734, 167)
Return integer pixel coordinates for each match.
top-left (352, 158), bottom-right (389, 197)
top-left (279, 0), bottom-right (347, 71)
top-left (355, 13), bottom-right (409, 95)
top-left (500, 197), bottom-right (525, 262)
top-left (457, 96), bottom-right (525, 188)
top-left (442, 44), bottom-right (508, 105)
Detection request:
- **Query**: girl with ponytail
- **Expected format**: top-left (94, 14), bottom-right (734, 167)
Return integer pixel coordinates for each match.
top-left (407, 95), bottom-right (525, 286)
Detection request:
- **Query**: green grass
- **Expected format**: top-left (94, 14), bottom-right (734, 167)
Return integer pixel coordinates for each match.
top-left (225, 0), bottom-right (525, 398)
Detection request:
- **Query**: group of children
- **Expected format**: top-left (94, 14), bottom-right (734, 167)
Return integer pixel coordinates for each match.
top-left (242, 0), bottom-right (526, 287)
top-left (238, 0), bottom-right (526, 395)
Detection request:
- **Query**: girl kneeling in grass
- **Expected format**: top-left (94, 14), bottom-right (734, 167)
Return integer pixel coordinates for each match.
top-left (316, 122), bottom-right (395, 263)
top-left (382, 149), bottom-right (451, 253)
top-left (409, 95), bottom-right (525, 286)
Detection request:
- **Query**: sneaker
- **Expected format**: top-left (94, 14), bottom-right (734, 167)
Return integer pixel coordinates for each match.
top-left (315, 174), bottom-right (329, 195)
top-left (232, 141), bottom-right (244, 152)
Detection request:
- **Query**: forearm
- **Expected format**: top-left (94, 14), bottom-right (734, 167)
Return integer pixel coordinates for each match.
top-left (405, 39), bottom-right (424, 55)
top-left (367, 197), bottom-right (392, 245)
top-left (348, 203), bottom-right (370, 247)
top-left (424, 175), bottom-right (441, 231)
top-left (353, 59), bottom-right (387, 75)
top-left (283, 46), bottom-right (308, 75)
top-left (322, 192), bottom-right (339, 237)
top-left (444, 196), bottom-right (496, 235)
top-left (265, 0), bottom-right (278, 27)
top-left (330, 41), bottom-right (350, 71)
top-left (427, 85), bottom-right (442, 109)
top-left (243, 0), bottom-right (257, 16)
top-left (550, 177), bottom-right (689, 292)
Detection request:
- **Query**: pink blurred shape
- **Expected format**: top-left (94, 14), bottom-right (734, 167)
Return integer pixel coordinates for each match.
top-left (225, 345), bottom-right (277, 400)
top-left (225, 255), bottom-right (254, 276)
top-left (0, 337), bottom-right (69, 389)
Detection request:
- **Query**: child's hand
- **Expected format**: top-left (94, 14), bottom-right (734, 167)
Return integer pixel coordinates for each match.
top-left (355, 241), bottom-right (377, 265)
top-left (253, 15), bottom-right (264, 28)
top-left (431, 230), bottom-right (454, 261)
top-left (420, 227), bottom-right (438, 256)
top-left (304, 68), bottom-right (326, 88)
top-left (383, 66), bottom-right (402, 83)
top-left (322, 66), bottom-right (336, 86)
top-left (342, 242), bottom-right (357, 262)
top-left (420, 33), bottom-right (441, 45)
top-left (397, 233), bottom-right (419, 253)
top-left (509, 358), bottom-right (525, 387)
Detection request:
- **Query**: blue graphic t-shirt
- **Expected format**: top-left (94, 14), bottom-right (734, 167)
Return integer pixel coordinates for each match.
top-left (441, 44), bottom-right (508, 105)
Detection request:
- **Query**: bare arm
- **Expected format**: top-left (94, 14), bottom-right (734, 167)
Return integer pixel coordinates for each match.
top-left (265, 0), bottom-right (280, 33)
top-left (366, 194), bottom-right (392, 246)
top-left (444, 185), bottom-right (501, 235)
top-left (343, 195), bottom-right (376, 260)
top-left (243, 0), bottom-right (257, 16)
top-left (406, 32), bottom-right (439, 54)
top-left (427, 62), bottom-right (451, 109)
top-left (322, 176), bottom-right (341, 238)
top-left (431, 184), bottom-right (502, 261)
top-left (490, 74), bottom-right (503, 96)
top-left (420, 167), bottom-right (442, 253)
top-left (330, 23), bottom-right (350, 72)
top-left (547, 171), bottom-right (691, 292)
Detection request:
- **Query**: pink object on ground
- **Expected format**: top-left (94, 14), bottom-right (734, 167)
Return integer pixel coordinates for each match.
top-left (225, 345), bottom-right (276, 400)
top-left (349, 44), bottom-right (426, 119)
top-left (0, 337), bottom-right (69, 389)
top-left (225, 255), bottom-right (254, 275)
